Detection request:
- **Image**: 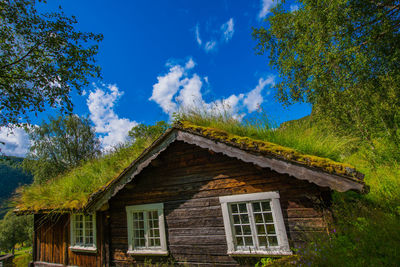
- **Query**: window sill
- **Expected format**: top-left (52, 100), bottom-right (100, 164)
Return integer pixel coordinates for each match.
top-left (127, 250), bottom-right (169, 256)
top-left (69, 246), bottom-right (97, 253)
top-left (228, 249), bottom-right (293, 257)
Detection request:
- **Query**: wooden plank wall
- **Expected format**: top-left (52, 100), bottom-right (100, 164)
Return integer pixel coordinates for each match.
top-left (34, 212), bottom-right (105, 267)
top-left (109, 141), bottom-right (330, 266)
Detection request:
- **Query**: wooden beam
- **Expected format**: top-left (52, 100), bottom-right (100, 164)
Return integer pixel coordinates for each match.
top-left (176, 131), bottom-right (365, 193)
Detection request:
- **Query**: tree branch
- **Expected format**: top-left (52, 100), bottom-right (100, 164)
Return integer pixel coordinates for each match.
top-left (0, 41), bottom-right (44, 70)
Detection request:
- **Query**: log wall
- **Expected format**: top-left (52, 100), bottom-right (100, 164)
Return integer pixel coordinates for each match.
top-left (108, 141), bottom-right (331, 266)
top-left (33, 212), bottom-right (105, 267)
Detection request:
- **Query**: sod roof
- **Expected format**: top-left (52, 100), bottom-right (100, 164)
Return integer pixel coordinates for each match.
top-left (15, 121), bottom-right (366, 214)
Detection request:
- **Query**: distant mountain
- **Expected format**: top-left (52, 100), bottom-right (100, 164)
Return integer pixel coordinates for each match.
top-left (0, 157), bottom-right (33, 217)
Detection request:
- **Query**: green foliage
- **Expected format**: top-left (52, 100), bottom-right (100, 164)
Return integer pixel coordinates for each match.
top-left (175, 110), bottom-right (357, 162)
top-left (0, 210), bottom-right (32, 253)
top-left (0, 157), bottom-right (32, 218)
top-left (297, 194), bottom-right (400, 266)
top-left (253, 0), bottom-right (400, 144)
top-left (23, 115), bottom-right (101, 184)
top-left (128, 121), bottom-right (170, 142)
top-left (255, 257), bottom-right (274, 267)
top-left (0, 0), bottom-right (103, 127)
top-left (17, 138), bottom-right (150, 211)
top-left (178, 110), bottom-right (399, 266)
top-left (13, 247), bottom-right (32, 267)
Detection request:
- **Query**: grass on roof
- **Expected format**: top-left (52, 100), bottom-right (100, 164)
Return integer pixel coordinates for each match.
top-left (175, 110), bottom-right (359, 162)
top-left (16, 139), bottom-right (151, 212)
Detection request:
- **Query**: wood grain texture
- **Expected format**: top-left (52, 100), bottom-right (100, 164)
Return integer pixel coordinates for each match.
top-left (34, 212), bottom-right (104, 267)
top-left (108, 141), bottom-right (330, 266)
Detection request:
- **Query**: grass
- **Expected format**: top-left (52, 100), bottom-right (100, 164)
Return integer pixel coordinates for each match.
top-left (175, 110), bottom-right (358, 162)
top-left (16, 139), bottom-right (152, 212)
top-left (15, 109), bottom-right (400, 265)
top-left (176, 110), bottom-right (400, 266)
top-left (13, 247), bottom-right (32, 267)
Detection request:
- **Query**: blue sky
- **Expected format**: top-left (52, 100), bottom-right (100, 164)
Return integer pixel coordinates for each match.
top-left (0, 0), bottom-right (309, 156)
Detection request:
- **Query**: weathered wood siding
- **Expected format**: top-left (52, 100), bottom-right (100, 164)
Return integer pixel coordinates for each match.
top-left (109, 141), bottom-right (330, 266)
top-left (33, 212), bottom-right (106, 267)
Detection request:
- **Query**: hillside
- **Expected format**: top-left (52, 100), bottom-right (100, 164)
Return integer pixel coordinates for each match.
top-left (0, 157), bottom-right (33, 217)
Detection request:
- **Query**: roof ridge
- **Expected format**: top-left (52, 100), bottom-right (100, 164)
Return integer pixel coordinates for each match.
top-left (175, 121), bottom-right (364, 181)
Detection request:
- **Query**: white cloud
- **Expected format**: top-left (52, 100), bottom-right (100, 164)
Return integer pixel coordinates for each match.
top-left (0, 127), bottom-right (30, 157)
top-left (204, 40), bottom-right (217, 52)
top-left (195, 24), bottom-right (202, 45)
top-left (176, 74), bottom-right (203, 109)
top-left (194, 18), bottom-right (235, 52)
top-left (243, 76), bottom-right (275, 112)
top-left (221, 18), bottom-right (234, 42)
top-left (87, 84), bottom-right (137, 150)
top-left (149, 58), bottom-right (275, 119)
top-left (290, 4), bottom-right (299, 12)
top-left (149, 63), bottom-right (187, 115)
top-left (258, 0), bottom-right (278, 19)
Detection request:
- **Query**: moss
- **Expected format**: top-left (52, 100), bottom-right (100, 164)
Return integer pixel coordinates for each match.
top-left (16, 121), bottom-right (363, 213)
top-left (15, 140), bottom-right (150, 213)
top-left (177, 121), bottom-right (360, 179)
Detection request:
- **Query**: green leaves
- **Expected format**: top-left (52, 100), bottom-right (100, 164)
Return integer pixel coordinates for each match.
top-left (0, 0), bottom-right (103, 126)
top-left (253, 0), bottom-right (400, 144)
top-left (22, 115), bottom-right (101, 184)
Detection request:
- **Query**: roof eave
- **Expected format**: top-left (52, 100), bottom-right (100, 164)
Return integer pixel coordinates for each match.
top-left (84, 127), bottom-right (366, 213)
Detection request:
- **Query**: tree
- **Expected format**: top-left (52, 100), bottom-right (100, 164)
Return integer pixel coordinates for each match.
top-left (23, 115), bottom-right (101, 184)
top-left (252, 0), bottom-right (400, 144)
top-left (0, 0), bottom-right (103, 127)
top-left (0, 210), bottom-right (32, 254)
top-left (128, 121), bottom-right (170, 142)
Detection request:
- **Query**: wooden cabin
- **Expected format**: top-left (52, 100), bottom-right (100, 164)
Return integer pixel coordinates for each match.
top-left (20, 123), bottom-right (366, 266)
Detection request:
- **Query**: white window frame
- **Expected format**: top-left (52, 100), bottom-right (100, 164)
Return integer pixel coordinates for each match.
top-left (220, 192), bottom-right (292, 256)
top-left (69, 213), bottom-right (97, 253)
top-left (126, 203), bottom-right (168, 255)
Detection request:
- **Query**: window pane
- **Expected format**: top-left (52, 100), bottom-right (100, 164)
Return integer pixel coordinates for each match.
top-left (238, 203), bottom-right (247, 213)
top-left (261, 201), bottom-right (271, 211)
top-left (243, 225), bottom-right (252, 235)
top-left (234, 225), bottom-right (242, 235)
top-left (258, 236), bottom-right (268, 246)
top-left (231, 204), bottom-right (238, 213)
top-left (256, 224), bottom-right (266, 235)
top-left (268, 236), bottom-right (278, 246)
top-left (244, 236), bottom-right (253, 246)
top-left (263, 212), bottom-right (273, 223)
top-left (227, 199), bottom-right (282, 251)
top-left (266, 224), bottom-right (276, 234)
top-left (233, 214), bottom-right (240, 224)
top-left (154, 229), bottom-right (160, 237)
top-left (255, 213), bottom-right (263, 223)
top-left (240, 214), bottom-right (249, 224)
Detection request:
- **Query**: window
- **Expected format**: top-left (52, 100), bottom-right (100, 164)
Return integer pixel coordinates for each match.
top-left (220, 192), bottom-right (291, 256)
top-left (126, 203), bottom-right (168, 255)
top-left (70, 213), bottom-right (96, 252)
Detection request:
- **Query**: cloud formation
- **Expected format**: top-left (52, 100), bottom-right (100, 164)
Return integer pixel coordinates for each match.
top-left (221, 18), bottom-right (235, 42)
top-left (149, 58), bottom-right (275, 118)
top-left (243, 77), bottom-right (274, 112)
top-left (258, 0), bottom-right (278, 19)
top-left (0, 127), bottom-right (30, 157)
top-left (87, 84), bottom-right (137, 150)
top-left (195, 24), bottom-right (202, 45)
top-left (195, 18), bottom-right (235, 53)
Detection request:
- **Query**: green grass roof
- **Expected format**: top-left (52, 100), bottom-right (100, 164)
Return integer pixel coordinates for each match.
top-left (15, 120), bottom-right (363, 213)
top-left (15, 140), bottom-right (150, 213)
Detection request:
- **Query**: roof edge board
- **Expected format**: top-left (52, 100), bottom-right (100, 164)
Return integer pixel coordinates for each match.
top-left (176, 131), bottom-right (365, 193)
top-left (85, 130), bottom-right (179, 212)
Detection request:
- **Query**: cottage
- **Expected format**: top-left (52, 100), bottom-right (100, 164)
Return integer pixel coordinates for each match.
top-left (17, 122), bottom-right (366, 266)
